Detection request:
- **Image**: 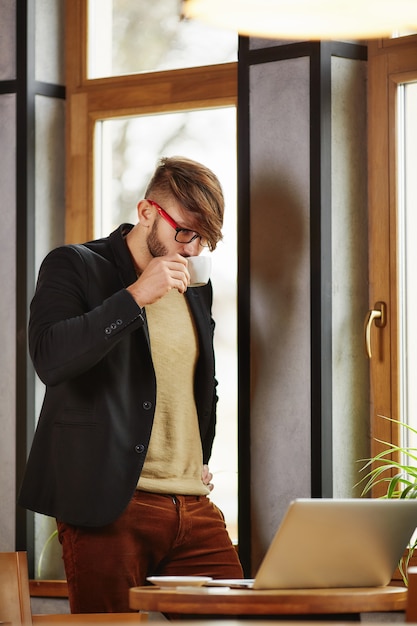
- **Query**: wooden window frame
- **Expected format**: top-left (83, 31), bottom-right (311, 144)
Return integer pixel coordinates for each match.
top-left (64, 0), bottom-right (237, 244)
top-left (368, 34), bottom-right (417, 494)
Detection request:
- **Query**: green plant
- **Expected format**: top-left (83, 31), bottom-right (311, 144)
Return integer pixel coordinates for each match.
top-left (357, 415), bottom-right (417, 585)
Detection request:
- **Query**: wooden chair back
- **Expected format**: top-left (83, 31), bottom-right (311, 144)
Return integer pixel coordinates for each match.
top-left (406, 566), bottom-right (417, 622)
top-left (0, 551), bottom-right (33, 626)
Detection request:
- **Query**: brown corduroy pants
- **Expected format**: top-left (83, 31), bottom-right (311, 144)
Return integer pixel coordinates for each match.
top-left (57, 490), bottom-right (243, 613)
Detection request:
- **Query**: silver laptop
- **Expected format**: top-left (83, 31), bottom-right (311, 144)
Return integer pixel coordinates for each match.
top-left (209, 498), bottom-right (417, 589)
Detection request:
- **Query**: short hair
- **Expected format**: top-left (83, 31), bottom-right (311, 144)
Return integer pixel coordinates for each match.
top-left (145, 156), bottom-right (224, 251)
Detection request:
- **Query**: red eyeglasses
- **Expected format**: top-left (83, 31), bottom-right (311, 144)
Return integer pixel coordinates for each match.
top-left (147, 199), bottom-right (209, 247)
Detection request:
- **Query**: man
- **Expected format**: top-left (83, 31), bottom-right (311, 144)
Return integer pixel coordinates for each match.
top-left (18, 156), bottom-right (243, 613)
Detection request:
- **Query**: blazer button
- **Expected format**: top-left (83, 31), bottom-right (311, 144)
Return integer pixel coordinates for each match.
top-left (135, 444), bottom-right (145, 454)
top-left (143, 401), bottom-right (152, 410)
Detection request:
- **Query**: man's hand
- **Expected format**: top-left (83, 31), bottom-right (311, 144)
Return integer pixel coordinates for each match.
top-left (127, 254), bottom-right (191, 307)
top-left (202, 464), bottom-right (214, 492)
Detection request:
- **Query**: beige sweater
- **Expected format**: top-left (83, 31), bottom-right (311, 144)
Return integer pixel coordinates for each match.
top-left (137, 288), bottom-right (210, 496)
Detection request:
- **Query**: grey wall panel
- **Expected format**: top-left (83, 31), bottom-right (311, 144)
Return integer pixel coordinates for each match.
top-left (0, 0), bottom-right (16, 80)
top-left (331, 57), bottom-right (369, 497)
top-left (0, 93), bottom-right (16, 550)
top-left (250, 37), bottom-right (301, 49)
top-left (249, 57), bottom-right (311, 571)
top-left (34, 95), bottom-right (66, 272)
top-left (33, 93), bottom-right (66, 577)
top-left (35, 0), bottom-right (65, 85)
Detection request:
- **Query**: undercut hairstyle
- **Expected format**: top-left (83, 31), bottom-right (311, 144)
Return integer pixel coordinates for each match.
top-left (144, 156), bottom-right (224, 251)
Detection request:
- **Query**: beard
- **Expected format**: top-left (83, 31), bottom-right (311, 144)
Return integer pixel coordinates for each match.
top-left (146, 220), bottom-right (168, 257)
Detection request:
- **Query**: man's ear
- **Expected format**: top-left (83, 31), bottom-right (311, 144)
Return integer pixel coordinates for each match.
top-left (137, 199), bottom-right (154, 226)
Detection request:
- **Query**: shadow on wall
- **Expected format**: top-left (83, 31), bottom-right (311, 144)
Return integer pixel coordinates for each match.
top-left (249, 174), bottom-right (310, 571)
top-left (250, 174), bottom-right (307, 395)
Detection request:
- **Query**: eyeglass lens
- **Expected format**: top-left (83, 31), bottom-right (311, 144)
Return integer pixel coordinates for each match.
top-left (175, 230), bottom-right (208, 246)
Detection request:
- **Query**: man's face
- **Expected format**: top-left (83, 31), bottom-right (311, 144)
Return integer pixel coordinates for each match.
top-left (146, 200), bottom-right (204, 259)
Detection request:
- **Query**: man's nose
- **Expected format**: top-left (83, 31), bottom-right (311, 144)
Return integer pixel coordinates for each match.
top-left (180, 240), bottom-right (201, 256)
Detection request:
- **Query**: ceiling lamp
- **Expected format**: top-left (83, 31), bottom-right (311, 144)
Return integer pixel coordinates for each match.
top-left (181, 0), bottom-right (417, 40)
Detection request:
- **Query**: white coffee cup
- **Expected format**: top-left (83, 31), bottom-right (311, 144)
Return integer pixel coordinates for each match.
top-left (187, 256), bottom-right (211, 287)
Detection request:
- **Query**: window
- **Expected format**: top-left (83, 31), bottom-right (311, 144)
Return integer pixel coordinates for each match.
top-left (397, 81), bottom-right (417, 452)
top-left (87, 0), bottom-right (236, 77)
top-left (367, 35), bottom-right (417, 491)
top-left (94, 108), bottom-right (238, 540)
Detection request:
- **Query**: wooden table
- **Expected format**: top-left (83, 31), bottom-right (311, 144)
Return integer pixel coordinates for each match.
top-left (129, 584), bottom-right (407, 620)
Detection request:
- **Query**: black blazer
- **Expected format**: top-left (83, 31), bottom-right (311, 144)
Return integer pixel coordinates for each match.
top-left (18, 225), bottom-right (218, 527)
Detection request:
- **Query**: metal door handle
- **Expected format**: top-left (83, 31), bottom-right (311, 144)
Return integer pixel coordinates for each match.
top-left (365, 301), bottom-right (387, 358)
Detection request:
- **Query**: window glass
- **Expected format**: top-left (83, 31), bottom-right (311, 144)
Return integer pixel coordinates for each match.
top-left (398, 81), bottom-right (417, 452)
top-left (94, 106), bottom-right (238, 540)
top-left (88, 0), bottom-right (237, 78)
